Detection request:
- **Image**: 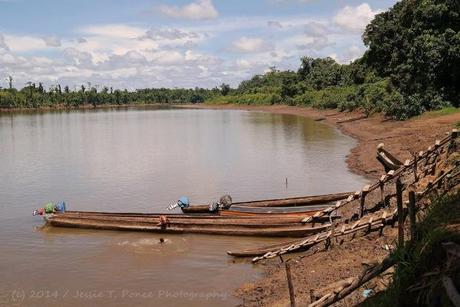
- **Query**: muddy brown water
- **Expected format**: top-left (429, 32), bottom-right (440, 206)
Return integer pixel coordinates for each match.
top-left (0, 106), bottom-right (368, 306)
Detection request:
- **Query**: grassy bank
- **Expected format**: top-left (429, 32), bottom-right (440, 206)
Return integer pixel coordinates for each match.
top-left (363, 192), bottom-right (460, 306)
top-left (208, 79), bottom-right (409, 118)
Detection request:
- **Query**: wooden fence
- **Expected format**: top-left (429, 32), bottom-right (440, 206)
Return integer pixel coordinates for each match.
top-left (308, 165), bottom-right (459, 307)
top-left (243, 128), bottom-right (459, 307)
top-left (249, 129), bottom-right (459, 263)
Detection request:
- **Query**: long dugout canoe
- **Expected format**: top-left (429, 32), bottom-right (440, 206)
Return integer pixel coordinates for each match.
top-left (49, 214), bottom-right (312, 228)
top-left (181, 191), bottom-right (352, 213)
top-left (62, 210), bottom-right (315, 220)
top-left (45, 215), bottom-right (330, 237)
top-left (62, 207), bottom-right (328, 219)
top-left (219, 204), bottom-right (330, 217)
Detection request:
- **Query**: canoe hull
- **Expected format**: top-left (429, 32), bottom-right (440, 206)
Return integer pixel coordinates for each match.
top-left (182, 191), bottom-right (351, 213)
top-left (46, 217), bottom-right (329, 237)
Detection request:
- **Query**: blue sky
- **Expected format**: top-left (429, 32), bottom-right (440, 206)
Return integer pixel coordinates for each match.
top-left (0, 0), bottom-right (398, 89)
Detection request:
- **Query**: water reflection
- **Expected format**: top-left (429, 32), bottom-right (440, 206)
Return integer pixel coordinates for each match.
top-left (0, 106), bottom-right (367, 306)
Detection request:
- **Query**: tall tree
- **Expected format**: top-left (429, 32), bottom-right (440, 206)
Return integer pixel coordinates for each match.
top-left (363, 0), bottom-right (460, 109)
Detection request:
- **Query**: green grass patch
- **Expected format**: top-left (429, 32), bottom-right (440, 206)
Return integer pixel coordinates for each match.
top-left (417, 107), bottom-right (460, 119)
top-left (362, 192), bottom-right (460, 306)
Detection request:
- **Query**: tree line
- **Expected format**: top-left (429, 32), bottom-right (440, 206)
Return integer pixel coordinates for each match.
top-left (0, 81), bottom-right (225, 109)
top-left (211, 0), bottom-right (460, 119)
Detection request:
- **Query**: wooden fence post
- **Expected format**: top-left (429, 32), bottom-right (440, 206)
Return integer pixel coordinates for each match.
top-left (379, 175), bottom-right (386, 207)
top-left (437, 170), bottom-right (445, 189)
top-left (445, 174), bottom-right (452, 191)
top-left (285, 261), bottom-right (296, 307)
top-left (408, 189), bottom-right (417, 242)
top-left (396, 177), bottom-right (404, 247)
top-left (449, 129), bottom-right (458, 153)
top-left (359, 185), bottom-right (370, 218)
top-left (413, 153), bottom-right (418, 182)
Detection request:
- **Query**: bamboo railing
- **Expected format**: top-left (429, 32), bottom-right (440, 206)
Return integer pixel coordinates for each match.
top-left (231, 129), bottom-right (459, 262)
top-left (308, 166), bottom-right (459, 307)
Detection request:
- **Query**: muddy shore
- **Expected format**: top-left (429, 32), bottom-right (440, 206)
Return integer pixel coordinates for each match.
top-left (181, 104), bottom-right (460, 306)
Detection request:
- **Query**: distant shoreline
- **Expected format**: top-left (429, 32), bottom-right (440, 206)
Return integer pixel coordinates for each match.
top-left (0, 103), bottom-right (185, 113)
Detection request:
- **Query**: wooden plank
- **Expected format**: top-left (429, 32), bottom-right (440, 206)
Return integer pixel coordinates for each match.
top-left (442, 276), bottom-right (460, 307)
top-left (285, 262), bottom-right (296, 307)
top-left (396, 177), bottom-right (404, 247)
top-left (408, 189), bottom-right (417, 242)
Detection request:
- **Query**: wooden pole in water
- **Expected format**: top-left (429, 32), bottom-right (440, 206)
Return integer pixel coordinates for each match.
top-left (285, 261), bottom-right (296, 307)
top-left (396, 177), bottom-right (404, 247)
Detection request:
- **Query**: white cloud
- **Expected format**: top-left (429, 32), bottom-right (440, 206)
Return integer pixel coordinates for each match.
top-left (267, 21), bottom-right (283, 28)
top-left (158, 0), bottom-right (218, 20)
top-left (304, 21), bottom-right (329, 37)
top-left (4, 34), bottom-right (48, 52)
top-left (330, 45), bottom-right (365, 64)
top-left (0, 33), bottom-right (9, 51)
top-left (43, 36), bottom-right (61, 47)
top-left (290, 21), bottom-right (335, 51)
top-left (296, 36), bottom-right (333, 51)
top-left (144, 28), bottom-right (200, 41)
top-left (232, 37), bottom-right (270, 53)
top-left (333, 3), bottom-right (379, 33)
top-left (63, 47), bottom-right (93, 66)
top-left (79, 24), bottom-right (145, 39)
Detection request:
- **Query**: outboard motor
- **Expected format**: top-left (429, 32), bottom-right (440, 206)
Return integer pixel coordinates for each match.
top-left (209, 202), bottom-right (219, 212)
top-left (219, 195), bottom-right (232, 209)
top-left (167, 196), bottom-right (190, 211)
top-left (208, 194), bottom-right (233, 212)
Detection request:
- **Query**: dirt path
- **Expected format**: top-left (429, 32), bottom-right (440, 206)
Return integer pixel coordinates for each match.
top-left (181, 104), bottom-right (460, 306)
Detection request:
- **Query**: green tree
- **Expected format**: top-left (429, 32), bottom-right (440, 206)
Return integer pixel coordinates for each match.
top-left (219, 83), bottom-right (231, 96)
top-left (363, 0), bottom-right (460, 113)
top-left (298, 57), bottom-right (344, 90)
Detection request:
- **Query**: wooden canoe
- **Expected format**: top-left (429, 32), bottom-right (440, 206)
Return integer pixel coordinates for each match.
top-left (219, 205), bottom-right (327, 217)
top-left (45, 215), bottom-right (330, 237)
top-left (49, 214), bottom-right (310, 228)
top-left (227, 238), bottom-right (304, 257)
top-left (181, 191), bottom-right (351, 214)
top-left (62, 211), bottom-right (308, 220)
top-left (60, 210), bottom-right (340, 222)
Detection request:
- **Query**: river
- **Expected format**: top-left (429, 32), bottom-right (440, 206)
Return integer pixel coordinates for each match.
top-left (0, 106), bottom-right (368, 306)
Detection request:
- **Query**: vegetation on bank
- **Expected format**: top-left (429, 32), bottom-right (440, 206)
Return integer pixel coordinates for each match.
top-left (364, 192), bottom-right (460, 306)
top-left (210, 0), bottom-right (460, 119)
top-left (1, 0), bottom-right (459, 120)
top-left (0, 83), bottom-right (221, 109)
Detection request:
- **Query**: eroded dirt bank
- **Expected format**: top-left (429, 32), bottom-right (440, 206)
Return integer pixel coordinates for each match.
top-left (182, 104), bottom-right (460, 306)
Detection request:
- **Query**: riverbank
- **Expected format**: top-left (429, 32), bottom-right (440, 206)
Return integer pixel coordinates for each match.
top-left (180, 104), bottom-right (460, 306)
top-left (184, 104), bottom-right (460, 181)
